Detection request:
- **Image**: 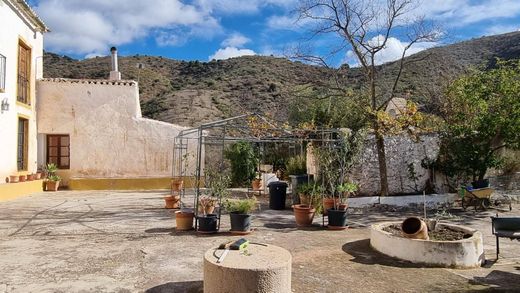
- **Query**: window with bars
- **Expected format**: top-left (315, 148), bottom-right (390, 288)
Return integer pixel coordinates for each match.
top-left (0, 54), bottom-right (5, 92)
top-left (17, 42), bottom-right (31, 104)
top-left (17, 118), bottom-right (28, 171)
top-left (47, 135), bottom-right (70, 169)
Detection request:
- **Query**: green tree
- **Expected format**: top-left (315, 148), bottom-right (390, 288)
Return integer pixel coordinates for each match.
top-left (435, 60), bottom-right (520, 182)
top-left (224, 141), bottom-right (259, 187)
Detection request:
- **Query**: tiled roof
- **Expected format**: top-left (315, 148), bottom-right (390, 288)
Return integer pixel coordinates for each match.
top-left (6, 0), bottom-right (49, 32)
top-left (39, 78), bottom-right (137, 86)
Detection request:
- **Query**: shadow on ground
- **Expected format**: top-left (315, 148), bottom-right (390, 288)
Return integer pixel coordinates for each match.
top-left (342, 239), bottom-right (429, 268)
top-left (145, 280), bottom-right (203, 293)
top-left (469, 270), bottom-right (520, 292)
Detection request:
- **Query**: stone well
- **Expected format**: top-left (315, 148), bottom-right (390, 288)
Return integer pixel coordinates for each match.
top-left (370, 222), bottom-right (485, 268)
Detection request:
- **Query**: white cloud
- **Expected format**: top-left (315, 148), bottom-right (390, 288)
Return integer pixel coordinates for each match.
top-left (35, 0), bottom-right (220, 57)
top-left (221, 33), bottom-right (250, 47)
top-left (196, 0), bottom-right (297, 14)
top-left (209, 46), bottom-right (256, 60)
top-left (483, 24), bottom-right (520, 36)
top-left (344, 35), bottom-right (437, 67)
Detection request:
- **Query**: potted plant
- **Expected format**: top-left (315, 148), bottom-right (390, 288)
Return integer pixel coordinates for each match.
top-left (287, 154), bottom-right (309, 202)
top-left (45, 163), bottom-right (61, 191)
top-left (251, 171), bottom-right (262, 190)
top-left (175, 209), bottom-right (194, 231)
top-left (328, 182), bottom-right (358, 229)
top-left (197, 168), bottom-right (231, 233)
top-left (164, 194), bottom-right (181, 209)
top-left (224, 196), bottom-right (258, 233)
top-left (316, 130), bottom-right (364, 229)
top-left (292, 181), bottom-right (322, 226)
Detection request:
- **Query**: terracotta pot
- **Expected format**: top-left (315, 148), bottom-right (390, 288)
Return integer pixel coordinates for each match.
top-left (175, 210), bottom-right (194, 231)
top-left (46, 180), bottom-right (60, 191)
top-left (19, 175), bottom-right (26, 182)
top-left (251, 179), bottom-right (262, 190)
top-left (35, 172), bottom-right (42, 180)
top-left (9, 175), bottom-right (19, 183)
top-left (323, 198), bottom-right (339, 215)
top-left (338, 203), bottom-right (348, 211)
top-left (292, 204), bottom-right (316, 226)
top-left (171, 179), bottom-right (184, 192)
top-left (26, 174), bottom-right (35, 181)
top-left (299, 194), bottom-right (310, 206)
top-left (164, 195), bottom-right (181, 209)
top-left (401, 217), bottom-right (429, 240)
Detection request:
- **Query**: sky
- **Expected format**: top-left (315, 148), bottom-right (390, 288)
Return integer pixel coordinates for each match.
top-left (27, 0), bottom-right (520, 66)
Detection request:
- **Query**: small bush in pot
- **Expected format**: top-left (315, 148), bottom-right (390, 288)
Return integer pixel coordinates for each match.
top-left (44, 163), bottom-right (62, 191)
top-left (293, 182), bottom-right (323, 226)
top-left (198, 168), bottom-right (231, 233)
top-left (224, 197), bottom-right (258, 232)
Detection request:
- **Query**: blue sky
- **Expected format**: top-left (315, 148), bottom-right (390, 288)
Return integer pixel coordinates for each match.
top-left (28, 0), bottom-right (520, 65)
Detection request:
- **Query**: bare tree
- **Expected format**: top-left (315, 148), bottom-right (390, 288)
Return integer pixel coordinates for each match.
top-left (297, 0), bottom-right (440, 196)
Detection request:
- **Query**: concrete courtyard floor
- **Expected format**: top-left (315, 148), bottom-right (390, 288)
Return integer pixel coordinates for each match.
top-left (0, 190), bottom-right (519, 293)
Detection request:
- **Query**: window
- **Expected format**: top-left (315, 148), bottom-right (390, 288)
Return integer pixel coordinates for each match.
top-left (0, 54), bottom-right (5, 92)
top-left (17, 118), bottom-right (28, 171)
top-left (17, 42), bottom-right (31, 104)
top-left (47, 135), bottom-right (70, 169)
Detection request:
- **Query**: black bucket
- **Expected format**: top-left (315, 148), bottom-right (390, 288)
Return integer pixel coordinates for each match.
top-left (198, 214), bottom-right (218, 232)
top-left (328, 209), bottom-right (347, 227)
top-left (230, 213), bottom-right (252, 232)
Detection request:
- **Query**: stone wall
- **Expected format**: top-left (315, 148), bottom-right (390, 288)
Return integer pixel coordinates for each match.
top-left (350, 133), bottom-right (440, 196)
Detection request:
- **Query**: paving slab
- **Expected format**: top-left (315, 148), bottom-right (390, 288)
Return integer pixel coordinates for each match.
top-left (0, 190), bottom-right (519, 292)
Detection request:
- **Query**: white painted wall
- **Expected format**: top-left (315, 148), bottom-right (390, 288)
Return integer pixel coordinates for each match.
top-left (37, 79), bottom-right (196, 184)
top-left (0, 0), bottom-right (44, 180)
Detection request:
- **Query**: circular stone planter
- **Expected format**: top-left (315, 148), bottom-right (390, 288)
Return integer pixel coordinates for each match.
top-left (370, 222), bottom-right (485, 268)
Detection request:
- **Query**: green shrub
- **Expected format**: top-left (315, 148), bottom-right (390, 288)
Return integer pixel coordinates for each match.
top-left (224, 141), bottom-right (259, 187)
top-left (223, 197), bottom-right (258, 214)
top-left (286, 155), bottom-right (306, 175)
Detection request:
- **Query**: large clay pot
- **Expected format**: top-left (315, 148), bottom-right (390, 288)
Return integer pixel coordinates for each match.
top-left (19, 175), bottom-right (26, 182)
top-left (46, 180), bottom-right (60, 191)
top-left (164, 195), bottom-right (180, 209)
top-left (171, 179), bottom-right (184, 192)
top-left (175, 210), bottom-right (194, 231)
top-left (9, 175), bottom-right (19, 183)
top-left (401, 217), bottom-right (429, 240)
top-left (251, 179), bottom-right (262, 190)
top-left (292, 204), bottom-right (315, 226)
top-left (35, 172), bottom-right (42, 180)
top-left (26, 174), bottom-right (35, 181)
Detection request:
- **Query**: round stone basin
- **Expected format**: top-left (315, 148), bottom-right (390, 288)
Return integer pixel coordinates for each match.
top-left (370, 222), bottom-right (485, 268)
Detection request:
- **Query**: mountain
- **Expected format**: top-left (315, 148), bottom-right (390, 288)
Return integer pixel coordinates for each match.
top-left (42, 32), bottom-right (520, 127)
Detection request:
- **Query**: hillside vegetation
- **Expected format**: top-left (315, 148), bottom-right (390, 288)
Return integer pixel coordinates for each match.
top-left (43, 32), bottom-right (520, 127)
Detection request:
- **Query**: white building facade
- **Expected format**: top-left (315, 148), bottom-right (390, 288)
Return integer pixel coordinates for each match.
top-left (0, 0), bottom-right (48, 186)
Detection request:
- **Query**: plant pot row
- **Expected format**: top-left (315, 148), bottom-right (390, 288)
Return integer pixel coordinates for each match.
top-left (7, 173), bottom-right (43, 183)
top-left (173, 211), bottom-right (252, 233)
top-left (292, 203), bottom-right (348, 229)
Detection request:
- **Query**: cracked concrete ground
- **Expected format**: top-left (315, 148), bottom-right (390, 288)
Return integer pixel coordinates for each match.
top-left (0, 190), bottom-right (519, 292)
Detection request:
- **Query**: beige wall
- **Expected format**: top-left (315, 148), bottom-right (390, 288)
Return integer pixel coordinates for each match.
top-left (0, 0), bottom-right (44, 181)
top-left (37, 79), bottom-right (196, 185)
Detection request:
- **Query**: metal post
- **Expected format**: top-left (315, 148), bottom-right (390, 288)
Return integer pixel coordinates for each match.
top-left (194, 126), bottom-right (203, 231)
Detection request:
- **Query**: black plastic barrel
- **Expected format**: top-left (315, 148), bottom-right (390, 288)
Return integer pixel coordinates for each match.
top-left (268, 181), bottom-right (288, 210)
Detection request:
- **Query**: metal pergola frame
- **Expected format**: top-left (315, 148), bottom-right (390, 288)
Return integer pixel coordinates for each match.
top-left (172, 113), bottom-right (343, 231)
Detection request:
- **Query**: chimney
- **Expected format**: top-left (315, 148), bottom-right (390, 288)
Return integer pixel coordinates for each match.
top-left (109, 46), bottom-right (121, 80)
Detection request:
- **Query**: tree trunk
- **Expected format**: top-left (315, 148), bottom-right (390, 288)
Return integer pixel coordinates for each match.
top-left (375, 126), bottom-right (389, 196)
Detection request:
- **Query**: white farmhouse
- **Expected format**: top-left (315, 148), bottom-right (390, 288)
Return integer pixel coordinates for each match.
top-left (0, 0), bottom-right (48, 199)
